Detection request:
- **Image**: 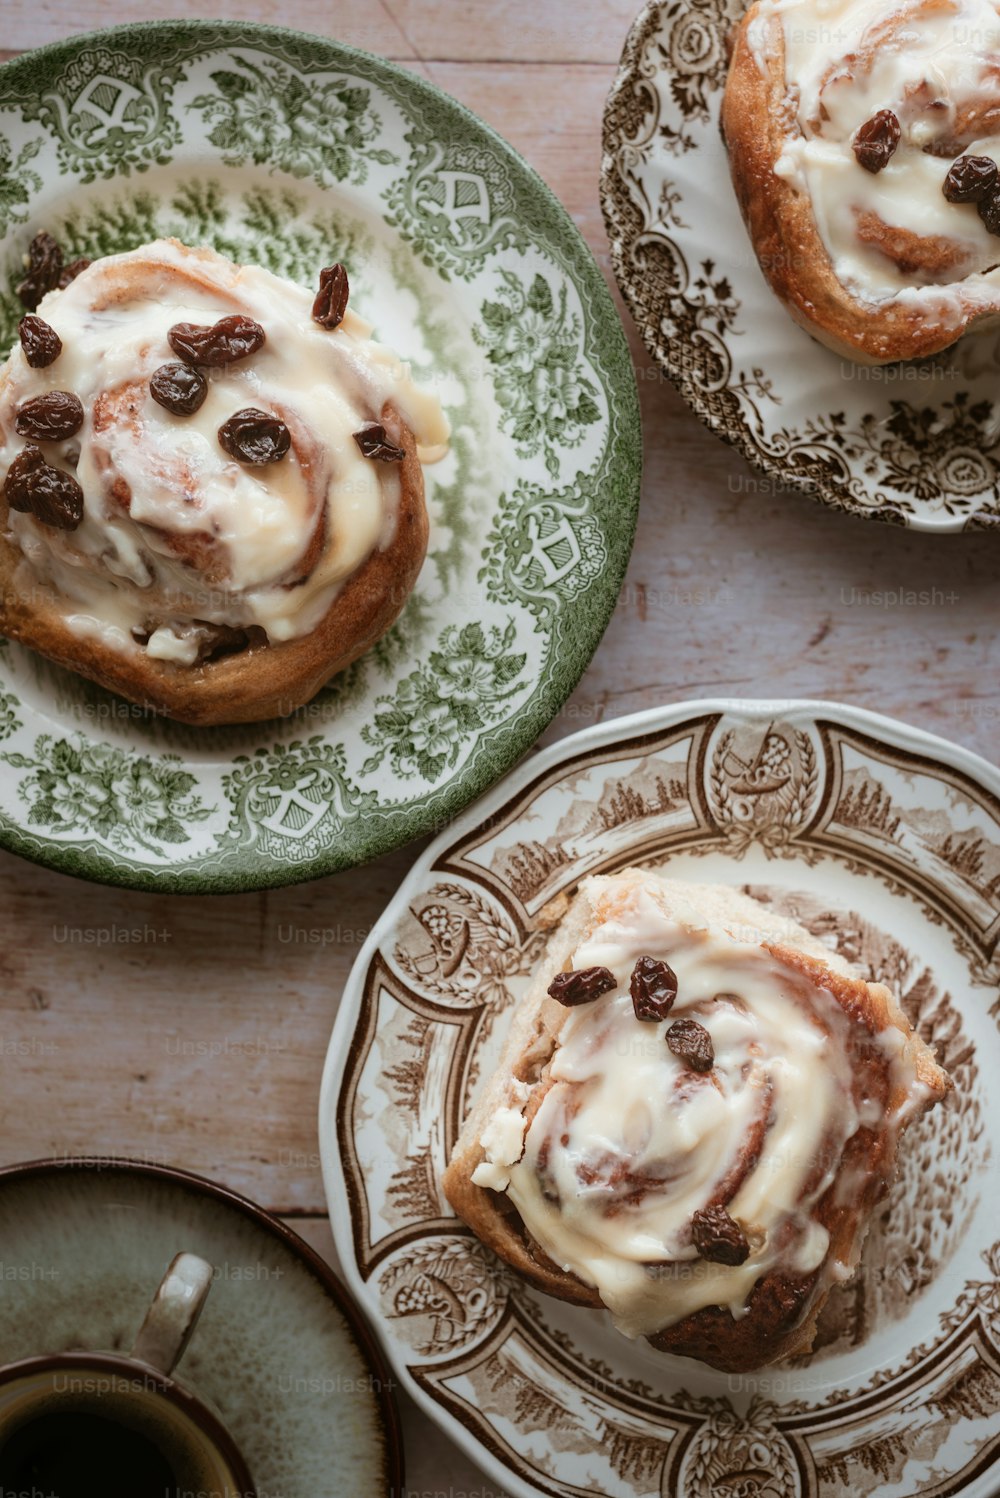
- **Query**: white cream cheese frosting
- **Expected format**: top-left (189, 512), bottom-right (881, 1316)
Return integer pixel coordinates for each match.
top-left (749, 0), bottom-right (1000, 302)
top-left (472, 873), bottom-right (933, 1340)
top-left (0, 238), bottom-right (449, 664)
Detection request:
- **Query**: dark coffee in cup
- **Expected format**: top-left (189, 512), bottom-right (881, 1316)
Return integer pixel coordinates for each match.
top-left (1, 1408), bottom-right (177, 1498)
top-left (0, 1354), bottom-right (253, 1498)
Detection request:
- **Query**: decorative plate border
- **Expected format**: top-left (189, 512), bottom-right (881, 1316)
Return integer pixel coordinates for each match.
top-left (0, 19), bottom-right (640, 890)
top-left (600, 0), bottom-right (1000, 532)
top-left (321, 698), bottom-right (1000, 1498)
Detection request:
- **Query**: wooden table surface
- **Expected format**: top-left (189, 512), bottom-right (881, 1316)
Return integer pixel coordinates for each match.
top-left (1, 3), bottom-right (998, 1494)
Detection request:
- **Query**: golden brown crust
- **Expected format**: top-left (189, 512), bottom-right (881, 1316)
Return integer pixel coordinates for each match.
top-left (442, 874), bottom-right (951, 1372)
top-left (0, 401), bottom-right (427, 726)
top-left (720, 6), bottom-right (1000, 364)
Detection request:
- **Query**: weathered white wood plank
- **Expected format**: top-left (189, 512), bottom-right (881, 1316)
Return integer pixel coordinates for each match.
top-left (0, 0), bottom-right (642, 63)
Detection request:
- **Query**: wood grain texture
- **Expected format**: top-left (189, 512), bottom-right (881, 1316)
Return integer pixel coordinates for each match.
top-left (1, 2), bottom-right (999, 1493)
top-left (0, 0), bottom-right (642, 62)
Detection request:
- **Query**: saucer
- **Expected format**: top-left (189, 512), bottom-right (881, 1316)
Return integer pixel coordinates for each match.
top-left (0, 1158), bottom-right (403, 1496)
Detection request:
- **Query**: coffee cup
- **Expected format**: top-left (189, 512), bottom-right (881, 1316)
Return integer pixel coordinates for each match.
top-left (0, 1251), bottom-right (254, 1498)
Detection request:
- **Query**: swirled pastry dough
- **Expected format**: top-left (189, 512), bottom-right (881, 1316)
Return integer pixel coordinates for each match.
top-left (724, 0), bottom-right (1000, 360)
top-left (445, 869), bottom-right (950, 1369)
top-left (0, 239), bottom-right (448, 723)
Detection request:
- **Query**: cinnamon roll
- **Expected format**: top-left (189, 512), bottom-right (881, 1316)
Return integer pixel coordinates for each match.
top-left (443, 869), bottom-right (950, 1370)
top-left (0, 238), bottom-right (448, 724)
top-left (723, 0), bottom-right (1000, 362)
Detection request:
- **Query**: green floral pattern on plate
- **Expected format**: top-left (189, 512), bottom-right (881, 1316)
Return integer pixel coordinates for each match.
top-left (0, 19), bottom-right (640, 891)
top-left (220, 739), bottom-right (377, 865)
top-left (361, 621), bottom-right (528, 782)
top-left (7, 44), bottom-right (195, 181)
top-left (0, 641), bottom-right (22, 745)
top-left (383, 137), bottom-right (523, 281)
top-left (0, 692), bottom-right (20, 744)
top-left (2, 737), bottom-right (212, 855)
top-left (475, 270), bottom-right (604, 477)
top-left (189, 55), bottom-right (396, 185)
top-left (479, 475), bottom-right (610, 625)
top-left (0, 132), bottom-right (43, 236)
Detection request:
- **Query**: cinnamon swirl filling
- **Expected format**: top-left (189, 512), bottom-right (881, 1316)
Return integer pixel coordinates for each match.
top-left (751, 0), bottom-right (1000, 299)
top-left (472, 875), bottom-right (935, 1340)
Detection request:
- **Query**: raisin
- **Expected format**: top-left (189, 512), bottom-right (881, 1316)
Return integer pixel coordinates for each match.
top-left (4, 445), bottom-right (44, 503)
top-left (14, 391), bottom-right (84, 442)
top-left (58, 257), bottom-right (91, 288)
top-left (313, 263), bottom-right (350, 329)
top-left (666, 1017), bottom-right (714, 1072)
top-left (218, 408), bottom-right (291, 465)
top-left (353, 422), bottom-right (405, 462)
top-left (630, 956), bottom-right (678, 1022)
top-left (691, 1205), bottom-right (750, 1266)
top-left (149, 362), bottom-right (208, 416)
top-left (18, 315), bottom-right (62, 369)
top-left (168, 315), bottom-right (265, 367)
top-left (547, 966), bottom-right (617, 1007)
top-left (17, 231), bottom-right (63, 311)
top-left (943, 155), bottom-right (999, 204)
top-left (4, 443), bottom-right (84, 530)
top-left (978, 186), bottom-right (1000, 237)
top-left (853, 110), bottom-right (902, 174)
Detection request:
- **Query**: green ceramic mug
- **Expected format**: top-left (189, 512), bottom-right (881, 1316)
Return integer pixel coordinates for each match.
top-left (0, 1251), bottom-right (255, 1498)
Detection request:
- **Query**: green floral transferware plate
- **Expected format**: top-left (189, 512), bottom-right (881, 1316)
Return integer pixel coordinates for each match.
top-left (0, 20), bottom-right (640, 890)
top-left (321, 698), bottom-right (1000, 1498)
top-left (601, 0), bottom-right (1000, 531)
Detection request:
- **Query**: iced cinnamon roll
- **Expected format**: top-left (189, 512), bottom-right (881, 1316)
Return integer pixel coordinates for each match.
top-left (723, 0), bottom-right (1000, 362)
top-left (443, 869), bottom-right (949, 1370)
top-left (0, 237), bottom-right (448, 724)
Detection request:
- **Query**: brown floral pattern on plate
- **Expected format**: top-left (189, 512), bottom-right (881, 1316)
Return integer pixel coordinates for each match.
top-left (324, 702), bottom-right (1000, 1498)
top-left (599, 0), bottom-right (1000, 530)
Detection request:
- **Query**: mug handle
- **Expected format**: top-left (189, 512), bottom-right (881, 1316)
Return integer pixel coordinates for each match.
top-left (131, 1251), bottom-right (215, 1376)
